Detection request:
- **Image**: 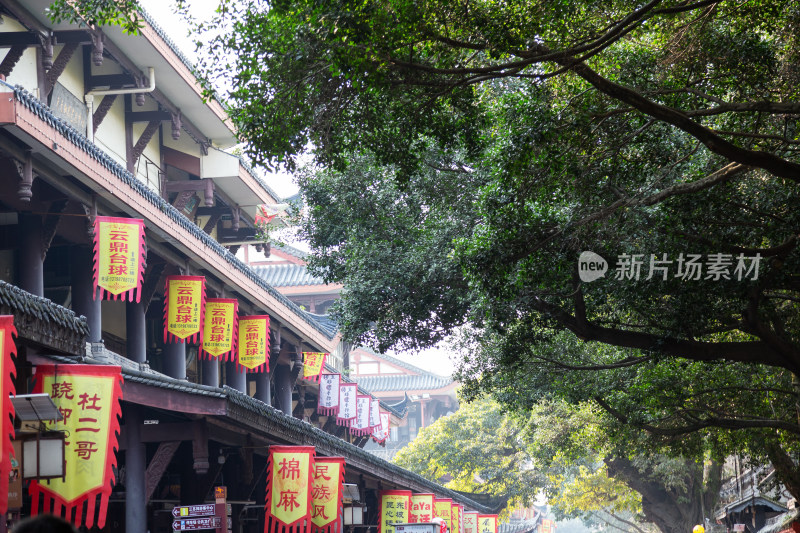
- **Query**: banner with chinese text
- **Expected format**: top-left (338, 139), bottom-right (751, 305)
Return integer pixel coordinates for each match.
top-left (238, 315), bottom-right (270, 372)
top-left (302, 352), bottom-right (326, 382)
top-left (379, 490), bottom-right (411, 533)
top-left (463, 512), bottom-right (479, 533)
top-left (310, 457), bottom-right (344, 533)
top-left (93, 216), bottom-right (146, 301)
top-left (317, 374), bottom-right (340, 416)
top-left (29, 365), bottom-right (123, 529)
top-left (434, 499), bottom-right (453, 533)
top-left (451, 504), bottom-right (462, 533)
top-left (372, 411), bottom-right (389, 443)
top-left (337, 383), bottom-right (357, 426)
top-left (201, 299), bottom-right (238, 360)
top-left (0, 317), bottom-right (16, 515)
top-left (539, 519), bottom-right (554, 533)
top-left (477, 515), bottom-right (498, 533)
top-left (164, 276), bottom-right (205, 343)
top-left (410, 494), bottom-right (434, 523)
top-left (265, 445), bottom-right (314, 533)
top-left (351, 395), bottom-right (372, 436)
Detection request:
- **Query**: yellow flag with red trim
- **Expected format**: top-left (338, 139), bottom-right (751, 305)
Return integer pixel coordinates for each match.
top-left (266, 446), bottom-right (314, 533)
top-left (310, 457), bottom-right (345, 532)
top-left (379, 491), bottom-right (411, 533)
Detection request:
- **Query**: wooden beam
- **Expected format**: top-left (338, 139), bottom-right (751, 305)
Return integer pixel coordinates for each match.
top-left (127, 110), bottom-right (171, 123)
top-left (44, 41), bottom-right (79, 97)
top-left (130, 119), bottom-right (160, 169)
top-left (92, 94), bottom-right (117, 133)
top-left (87, 73), bottom-right (137, 89)
top-left (41, 199), bottom-right (69, 261)
top-left (0, 32), bottom-right (38, 46)
top-left (0, 45), bottom-right (27, 78)
top-left (145, 441), bottom-right (181, 503)
top-left (140, 262), bottom-right (167, 314)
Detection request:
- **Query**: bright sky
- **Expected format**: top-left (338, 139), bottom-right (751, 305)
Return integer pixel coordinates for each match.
top-left (137, 0), bottom-right (457, 377)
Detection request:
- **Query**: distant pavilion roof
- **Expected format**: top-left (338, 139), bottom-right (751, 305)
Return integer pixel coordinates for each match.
top-left (253, 264), bottom-right (326, 288)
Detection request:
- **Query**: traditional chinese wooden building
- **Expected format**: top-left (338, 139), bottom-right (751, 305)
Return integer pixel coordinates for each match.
top-left (0, 2), bottom-right (497, 533)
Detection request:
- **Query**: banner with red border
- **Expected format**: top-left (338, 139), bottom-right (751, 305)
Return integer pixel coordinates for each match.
top-left (92, 216), bottom-right (146, 302)
top-left (310, 457), bottom-right (345, 533)
top-left (0, 317), bottom-right (16, 515)
top-left (201, 298), bottom-right (238, 360)
top-left (164, 275), bottom-right (206, 343)
top-left (265, 445), bottom-right (315, 533)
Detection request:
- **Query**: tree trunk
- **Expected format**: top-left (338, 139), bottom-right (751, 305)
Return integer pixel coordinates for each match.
top-left (605, 456), bottom-right (706, 533)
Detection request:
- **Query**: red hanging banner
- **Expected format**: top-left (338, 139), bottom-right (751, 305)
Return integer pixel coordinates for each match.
top-left (310, 457), bottom-right (345, 533)
top-left (379, 490), bottom-right (411, 533)
top-left (29, 365), bottom-right (123, 529)
top-left (410, 494), bottom-right (434, 523)
top-left (351, 395), bottom-right (372, 436)
top-left (265, 445), bottom-right (315, 533)
top-left (238, 315), bottom-right (270, 372)
top-left (0, 317), bottom-right (17, 515)
top-left (477, 515), bottom-right (498, 533)
top-left (317, 374), bottom-right (340, 416)
top-left (201, 298), bottom-right (238, 360)
top-left (302, 353), bottom-right (326, 382)
top-left (164, 275), bottom-right (206, 344)
top-left (336, 383), bottom-right (357, 426)
top-left (92, 216), bottom-right (146, 302)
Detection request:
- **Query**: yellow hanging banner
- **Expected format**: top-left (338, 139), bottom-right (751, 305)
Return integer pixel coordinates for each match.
top-left (201, 299), bottom-right (238, 360)
top-left (379, 491), bottom-right (411, 533)
top-left (451, 504), bottom-right (462, 533)
top-left (410, 493), bottom-right (434, 523)
top-left (302, 352), bottom-right (327, 382)
top-left (93, 216), bottom-right (146, 301)
top-left (29, 365), bottom-right (124, 529)
top-left (266, 446), bottom-right (314, 533)
top-left (463, 512), bottom-right (479, 533)
top-left (477, 515), bottom-right (498, 533)
top-left (310, 457), bottom-right (345, 532)
top-left (164, 276), bottom-right (205, 343)
top-left (238, 315), bottom-right (270, 372)
top-left (434, 499), bottom-right (453, 532)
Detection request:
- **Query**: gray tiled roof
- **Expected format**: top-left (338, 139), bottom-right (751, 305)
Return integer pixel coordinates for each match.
top-left (0, 280), bottom-right (88, 336)
top-left (6, 83), bottom-right (334, 341)
top-left (498, 518), bottom-right (540, 533)
top-left (358, 374), bottom-right (454, 393)
top-left (358, 346), bottom-right (450, 378)
top-left (301, 311), bottom-right (339, 337)
top-left (253, 264), bottom-right (325, 287)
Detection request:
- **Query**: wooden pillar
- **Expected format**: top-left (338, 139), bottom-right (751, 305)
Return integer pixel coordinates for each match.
top-left (202, 358), bottom-right (219, 387)
top-left (274, 364), bottom-right (293, 416)
top-left (126, 300), bottom-right (146, 363)
top-left (125, 404), bottom-right (147, 533)
top-left (225, 361), bottom-right (246, 393)
top-left (71, 245), bottom-right (102, 343)
top-left (164, 341), bottom-right (186, 380)
top-left (19, 212), bottom-right (44, 297)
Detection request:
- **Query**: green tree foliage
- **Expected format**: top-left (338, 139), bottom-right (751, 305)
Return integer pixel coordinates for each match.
top-left (47, 0), bottom-right (143, 34)
top-left (394, 396), bottom-right (717, 533)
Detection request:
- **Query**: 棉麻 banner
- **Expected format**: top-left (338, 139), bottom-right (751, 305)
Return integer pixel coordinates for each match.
top-left (0, 317), bottom-right (16, 515)
top-left (379, 490), bottom-right (411, 533)
top-left (201, 298), bottom-right (238, 360)
top-left (265, 445), bottom-right (315, 533)
top-left (93, 216), bottom-right (146, 301)
top-left (238, 315), bottom-right (270, 372)
top-left (164, 275), bottom-right (205, 343)
top-left (410, 493), bottom-right (434, 523)
top-left (310, 456), bottom-right (345, 533)
top-left (29, 365), bottom-right (123, 529)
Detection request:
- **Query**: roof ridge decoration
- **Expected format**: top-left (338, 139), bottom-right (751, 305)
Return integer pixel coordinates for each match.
top-left (6, 83), bottom-right (334, 340)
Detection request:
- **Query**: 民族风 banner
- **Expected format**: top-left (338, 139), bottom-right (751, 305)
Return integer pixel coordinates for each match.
top-left (310, 457), bottom-right (345, 533)
top-left (164, 275), bottom-right (205, 343)
top-left (463, 511), bottom-right (479, 533)
top-left (302, 352), bottom-right (326, 382)
top-left (434, 499), bottom-right (453, 533)
top-left (238, 315), bottom-right (270, 372)
top-left (93, 216), bottom-right (146, 302)
top-left (379, 490), bottom-right (411, 533)
top-left (201, 299), bottom-right (238, 360)
top-left (317, 374), bottom-right (340, 416)
top-left (351, 395), bottom-right (372, 436)
top-left (477, 515), bottom-right (498, 533)
top-left (29, 365), bottom-right (123, 529)
top-left (410, 494), bottom-right (434, 523)
top-left (0, 317), bottom-right (16, 515)
top-left (336, 383), bottom-right (357, 426)
top-left (265, 445), bottom-right (315, 533)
